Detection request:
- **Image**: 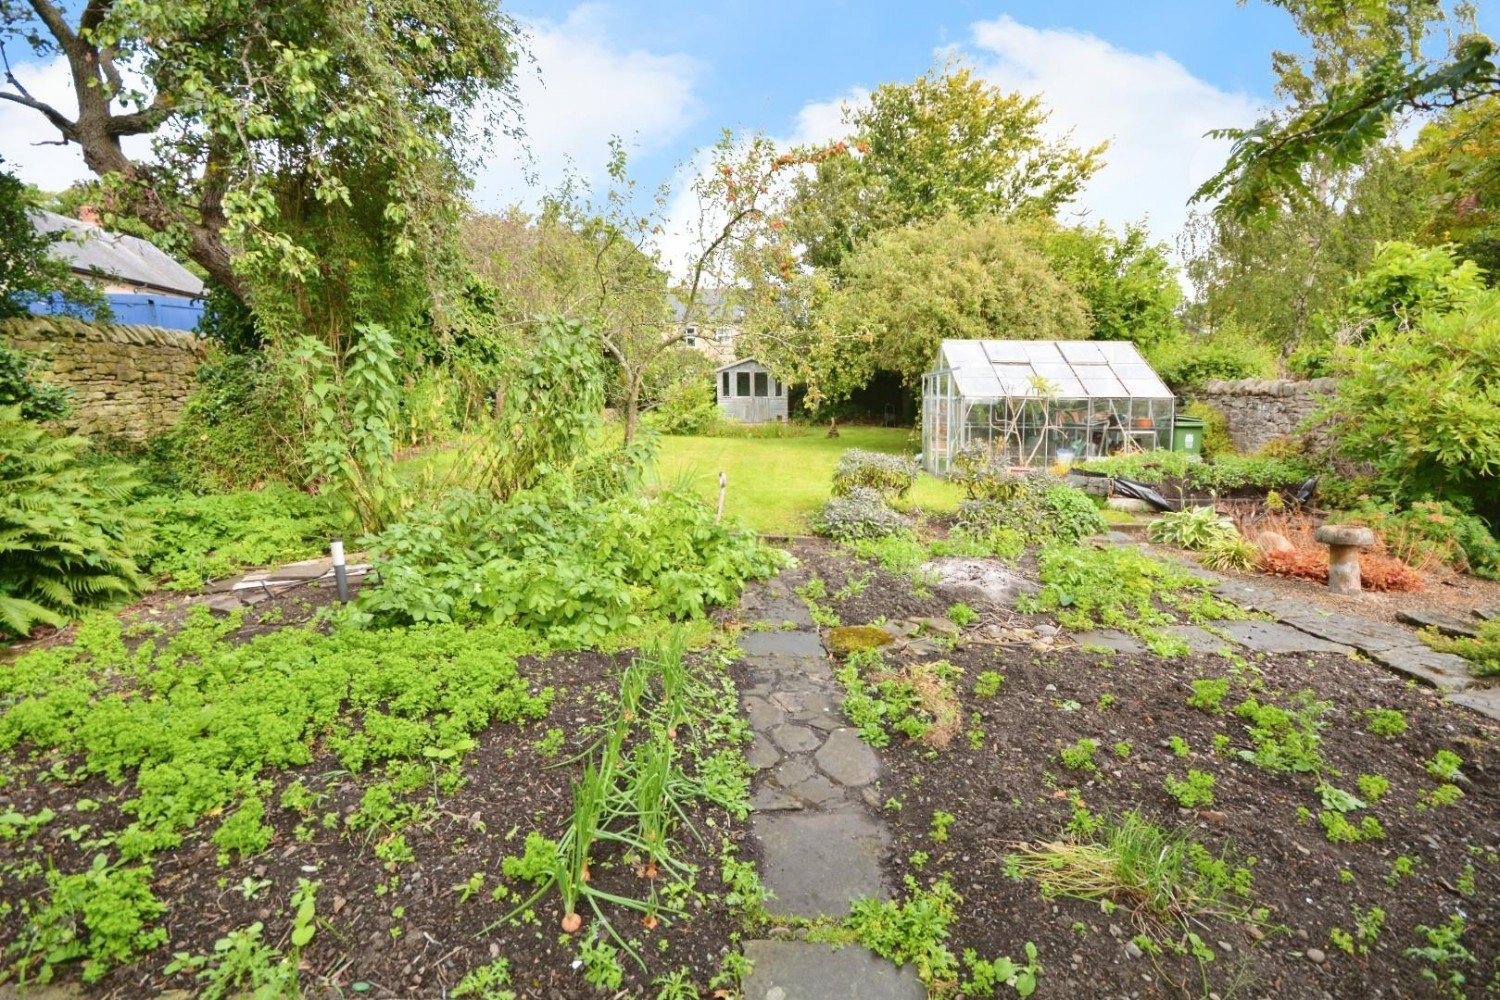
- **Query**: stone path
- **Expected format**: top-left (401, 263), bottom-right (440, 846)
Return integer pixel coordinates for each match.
top-left (1074, 542), bottom-right (1499, 722)
top-left (733, 576), bottom-right (924, 1000)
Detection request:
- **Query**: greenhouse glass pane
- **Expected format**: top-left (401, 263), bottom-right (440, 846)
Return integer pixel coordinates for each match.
top-left (1021, 341), bottom-right (1064, 363)
top-left (944, 341), bottom-right (989, 369)
top-left (983, 341), bottom-right (1030, 363)
top-left (1081, 374), bottom-right (1126, 396)
top-left (1057, 341), bottom-right (1105, 364)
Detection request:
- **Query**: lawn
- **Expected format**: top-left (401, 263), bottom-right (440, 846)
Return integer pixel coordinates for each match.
top-left (652, 426), bottom-right (963, 534)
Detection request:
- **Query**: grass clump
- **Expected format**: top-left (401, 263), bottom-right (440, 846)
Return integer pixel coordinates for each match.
top-left (837, 651), bottom-right (962, 749)
top-left (1005, 810), bottom-right (1255, 931)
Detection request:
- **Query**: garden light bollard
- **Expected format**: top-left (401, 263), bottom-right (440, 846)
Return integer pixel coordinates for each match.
top-left (1312, 524), bottom-right (1376, 596)
top-left (716, 471), bottom-right (727, 525)
top-left (331, 537), bottom-right (350, 603)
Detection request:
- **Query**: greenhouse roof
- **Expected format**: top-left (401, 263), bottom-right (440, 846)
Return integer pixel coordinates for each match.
top-left (933, 339), bottom-right (1174, 400)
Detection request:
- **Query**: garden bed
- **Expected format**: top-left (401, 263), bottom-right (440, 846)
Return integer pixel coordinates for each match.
top-left (791, 539), bottom-right (1499, 998)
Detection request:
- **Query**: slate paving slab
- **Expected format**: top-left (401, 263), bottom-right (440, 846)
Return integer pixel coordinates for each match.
top-left (1396, 609), bottom-right (1480, 638)
top-left (1068, 630), bottom-right (1146, 654)
top-left (1445, 688), bottom-right (1500, 724)
top-left (815, 729), bottom-right (881, 788)
top-left (1214, 620), bottom-right (1354, 656)
top-left (752, 810), bottom-right (891, 917)
top-left (741, 941), bottom-right (924, 1000)
top-left (740, 631), bottom-right (826, 658)
top-left (1362, 646), bottom-right (1474, 693)
top-left (1162, 624), bottom-right (1238, 655)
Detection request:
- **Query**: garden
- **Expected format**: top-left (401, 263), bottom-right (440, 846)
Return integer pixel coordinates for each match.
top-left (3, 1), bottom-right (1500, 996)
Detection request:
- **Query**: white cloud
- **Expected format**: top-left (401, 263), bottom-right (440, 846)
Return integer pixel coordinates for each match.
top-left (467, 4), bottom-right (704, 209)
top-left (0, 57), bottom-right (150, 190)
top-left (965, 16), bottom-right (1263, 251)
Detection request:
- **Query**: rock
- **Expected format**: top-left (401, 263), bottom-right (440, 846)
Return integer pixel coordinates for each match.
top-left (1396, 609), bottom-right (1479, 639)
top-left (1305, 948), bottom-right (1326, 965)
top-left (826, 625), bottom-right (895, 657)
top-left (912, 616), bottom-right (960, 637)
top-left (1125, 940), bottom-right (1144, 959)
top-left (920, 558), bottom-right (1039, 608)
top-left (1033, 623), bottom-right (1060, 638)
top-left (1313, 525), bottom-right (1375, 548)
top-left (1255, 531), bottom-right (1295, 554)
top-left (1108, 498), bottom-right (1155, 514)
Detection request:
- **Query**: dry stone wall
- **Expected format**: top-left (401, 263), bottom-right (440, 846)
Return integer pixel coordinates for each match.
top-left (1197, 377), bottom-right (1337, 454)
top-left (3, 315), bottom-right (203, 441)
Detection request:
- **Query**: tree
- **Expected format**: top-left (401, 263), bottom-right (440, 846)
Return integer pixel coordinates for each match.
top-left (1018, 220), bottom-right (1182, 351)
top-left (0, 156), bottom-right (103, 318)
top-left (787, 63), bottom-right (1106, 270)
top-left (823, 214), bottom-right (1092, 393)
top-left (0, 0), bottom-right (519, 316)
top-left (1197, 0), bottom-right (1496, 219)
top-left (1407, 97), bottom-right (1500, 277)
top-left (465, 138), bottom-right (780, 443)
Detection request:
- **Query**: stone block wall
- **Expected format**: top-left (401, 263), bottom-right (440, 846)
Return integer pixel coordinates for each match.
top-left (3, 316), bottom-right (204, 441)
top-left (1197, 377), bottom-right (1337, 454)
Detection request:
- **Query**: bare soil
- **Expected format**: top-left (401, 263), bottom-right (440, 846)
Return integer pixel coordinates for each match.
top-left (793, 539), bottom-right (1500, 999)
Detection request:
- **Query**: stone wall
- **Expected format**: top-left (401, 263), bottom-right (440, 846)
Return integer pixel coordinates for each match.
top-left (3, 315), bottom-right (203, 441)
top-left (1197, 377), bottom-right (1337, 454)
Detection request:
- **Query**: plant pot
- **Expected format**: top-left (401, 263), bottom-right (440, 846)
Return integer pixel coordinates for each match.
top-left (1132, 418), bottom-right (1153, 429)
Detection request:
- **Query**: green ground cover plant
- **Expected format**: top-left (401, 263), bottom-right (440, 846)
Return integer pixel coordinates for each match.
top-left (129, 486), bottom-right (338, 589)
top-left (1422, 619), bottom-right (1500, 676)
top-left (1017, 543), bottom-right (1249, 650)
top-left (360, 481), bottom-right (786, 642)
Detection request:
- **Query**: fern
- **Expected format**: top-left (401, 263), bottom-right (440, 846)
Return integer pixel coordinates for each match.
top-left (0, 406), bottom-right (148, 636)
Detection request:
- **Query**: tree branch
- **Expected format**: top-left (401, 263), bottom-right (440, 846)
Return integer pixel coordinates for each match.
top-left (27, 0), bottom-right (79, 53)
top-left (0, 89), bottom-right (78, 140)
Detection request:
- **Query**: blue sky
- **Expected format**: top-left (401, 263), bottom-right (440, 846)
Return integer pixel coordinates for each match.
top-left (475, 1), bottom-right (1309, 258)
top-left (2, 2), bottom-right (1311, 257)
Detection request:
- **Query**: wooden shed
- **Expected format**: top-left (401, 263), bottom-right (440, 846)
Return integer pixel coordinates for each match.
top-left (714, 358), bottom-right (788, 424)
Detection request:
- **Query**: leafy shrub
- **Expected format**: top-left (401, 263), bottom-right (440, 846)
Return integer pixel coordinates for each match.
top-left (0, 343), bottom-right (71, 421)
top-left (954, 470), bottom-right (1103, 544)
top-left (1331, 499), bottom-right (1500, 580)
top-left (832, 449), bottom-right (919, 501)
top-left (0, 407), bottom-right (148, 637)
top-left (157, 350), bottom-right (303, 492)
top-left (813, 487), bottom-right (913, 542)
top-left (1183, 401), bottom-right (1233, 459)
top-left (360, 482), bottom-right (785, 641)
top-left (1148, 506), bottom-right (1238, 549)
top-left (129, 487), bottom-right (338, 589)
top-left (1079, 450), bottom-right (1318, 494)
top-left (1200, 534), bottom-right (1259, 572)
top-left (651, 378), bottom-right (720, 435)
top-left (1145, 323), bottom-right (1278, 390)
top-left (11, 856), bottom-right (167, 983)
top-left (1319, 289), bottom-right (1500, 520)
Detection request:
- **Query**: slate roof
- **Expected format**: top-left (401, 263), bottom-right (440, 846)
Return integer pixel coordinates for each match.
top-left (932, 339), bottom-right (1174, 400)
top-left (32, 211), bottom-right (204, 298)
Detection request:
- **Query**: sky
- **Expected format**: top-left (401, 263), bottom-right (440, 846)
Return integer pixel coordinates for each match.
top-left (1, 2), bottom-right (1309, 262)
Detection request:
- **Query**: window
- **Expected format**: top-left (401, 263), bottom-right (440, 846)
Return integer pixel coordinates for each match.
top-left (754, 372), bottom-right (769, 397)
top-left (736, 371), bottom-right (750, 397)
top-left (684, 325), bottom-right (697, 348)
top-left (716, 327), bottom-right (732, 343)
top-left (721, 371), bottom-right (730, 397)
top-left (774, 379), bottom-right (782, 397)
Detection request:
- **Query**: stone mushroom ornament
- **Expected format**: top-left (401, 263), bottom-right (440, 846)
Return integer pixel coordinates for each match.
top-left (1312, 524), bottom-right (1376, 595)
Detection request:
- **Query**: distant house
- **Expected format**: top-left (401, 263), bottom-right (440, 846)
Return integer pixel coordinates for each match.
top-left (671, 288), bottom-right (741, 365)
top-left (29, 209), bottom-right (205, 331)
top-left (715, 358), bottom-right (788, 423)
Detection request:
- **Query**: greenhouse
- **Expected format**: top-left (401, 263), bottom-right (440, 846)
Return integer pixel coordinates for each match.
top-left (921, 339), bottom-right (1176, 477)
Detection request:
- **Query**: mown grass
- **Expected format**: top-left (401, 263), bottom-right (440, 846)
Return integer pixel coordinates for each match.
top-left (653, 427), bottom-right (962, 534)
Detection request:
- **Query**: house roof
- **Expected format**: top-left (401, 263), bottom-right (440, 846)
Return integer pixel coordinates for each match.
top-left (671, 288), bottom-right (744, 325)
top-left (932, 339), bottom-right (1174, 400)
top-left (31, 211), bottom-right (205, 298)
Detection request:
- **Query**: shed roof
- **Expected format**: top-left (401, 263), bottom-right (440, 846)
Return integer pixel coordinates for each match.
top-left (932, 339), bottom-right (1173, 400)
top-left (31, 211), bottom-right (205, 298)
top-left (712, 357), bottom-right (768, 373)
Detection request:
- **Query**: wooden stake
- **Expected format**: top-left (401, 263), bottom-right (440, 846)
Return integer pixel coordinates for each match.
top-left (716, 471), bottom-right (728, 524)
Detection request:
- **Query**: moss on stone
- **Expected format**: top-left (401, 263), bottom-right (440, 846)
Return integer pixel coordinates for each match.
top-left (827, 625), bottom-right (894, 657)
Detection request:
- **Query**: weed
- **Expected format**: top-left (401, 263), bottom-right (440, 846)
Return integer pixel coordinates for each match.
top-left (1234, 692), bottom-right (1330, 775)
top-left (1164, 770), bottom-right (1217, 808)
top-left (961, 942), bottom-right (1041, 998)
top-left (577, 924), bottom-right (624, 991)
top-left (1419, 784), bottom-right (1465, 809)
top-left (453, 958), bottom-right (516, 999)
top-left (1168, 736), bottom-right (1190, 758)
top-left (1456, 862), bottom-right (1477, 897)
top-left (1404, 914), bottom-right (1475, 997)
top-left (1059, 739), bottom-right (1100, 773)
top-left (1424, 750), bottom-right (1464, 782)
top-left (1386, 855), bottom-right (1420, 885)
top-left (1187, 678), bottom-right (1230, 714)
top-left (947, 603), bottom-right (979, 628)
top-left (1113, 741), bottom-right (1132, 760)
top-left (10, 855), bottom-right (168, 983)
top-left (534, 727), bottom-right (566, 758)
top-left (1096, 693), bottom-right (1116, 711)
top-left (973, 670), bottom-right (1004, 698)
top-left (1356, 774), bottom-right (1390, 804)
top-left (1362, 708), bottom-right (1408, 738)
top-left (930, 811), bottom-right (956, 843)
top-left (1319, 811), bottom-right (1385, 844)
